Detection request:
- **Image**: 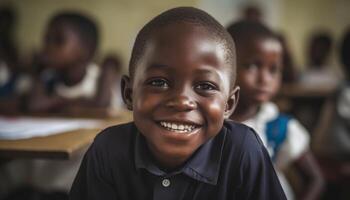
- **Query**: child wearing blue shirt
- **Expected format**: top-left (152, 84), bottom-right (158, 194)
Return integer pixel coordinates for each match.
top-left (70, 7), bottom-right (286, 200)
top-left (228, 20), bottom-right (324, 200)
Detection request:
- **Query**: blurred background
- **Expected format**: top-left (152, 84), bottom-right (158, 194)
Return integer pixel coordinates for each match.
top-left (0, 0), bottom-right (349, 200)
top-left (0, 0), bottom-right (348, 72)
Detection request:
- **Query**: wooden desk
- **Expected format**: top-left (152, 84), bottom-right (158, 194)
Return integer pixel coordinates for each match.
top-left (279, 82), bottom-right (338, 98)
top-left (276, 81), bottom-right (338, 132)
top-left (0, 111), bottom-right (132, 160)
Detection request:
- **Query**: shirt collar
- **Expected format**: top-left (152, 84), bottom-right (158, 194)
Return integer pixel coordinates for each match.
top-left (134, 126), bottom-right (227, 185)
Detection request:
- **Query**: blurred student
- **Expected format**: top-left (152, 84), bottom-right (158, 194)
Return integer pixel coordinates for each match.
top-left (227, 20), bottom-right (324, 200)
top-left (241, 4), bottom-right (263, 23)
top-left (312, 27), bottom-right (350, 200)
top-left (0, 6), bottom-right (18, 98)
top-left (308, 32), bottom-right (333, 69)
top-left (26, 11), bottom-right (112, 115)
top-left (97, 54), bottom-right (125, 115)
top-left (0, 6), bottom-right (32, 114)
top-left (300, 31), bottom-right (339, 86)
top-left (0, 11), bottom-right (104, 200)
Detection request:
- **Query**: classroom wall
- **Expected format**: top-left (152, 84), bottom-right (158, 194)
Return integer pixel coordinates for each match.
top-left (198, 0), bottom-right (282, 29)
top-left (1, 0), bottom-right (349, 72)
top-left (1, 0), bottom-right (196, 71)
top-left (198, 0), bottom-right (350, 71)
top-left (277, 0), bottom-right (350, 70)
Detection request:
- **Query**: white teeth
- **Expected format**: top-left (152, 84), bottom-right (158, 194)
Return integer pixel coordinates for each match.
top-left (159, 122), bottom-right (197, 133)
top-left (178, 125), bottom-right (184, 130)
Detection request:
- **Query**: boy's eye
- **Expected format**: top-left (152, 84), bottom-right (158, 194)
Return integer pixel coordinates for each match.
top-left (147, 79), bottom-right (169, 88)
top-left (194, 82), bottom-right (217, 91)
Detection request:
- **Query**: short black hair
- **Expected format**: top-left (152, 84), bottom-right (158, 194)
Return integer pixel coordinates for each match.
top-left (226, 20), bottom-right (277, 48)
top-left (129, 7), bottom-right (237, 88)
top-left (340, 28), bottom-right (350, 76)
top-left (49, 12), bottom-right (99, 58)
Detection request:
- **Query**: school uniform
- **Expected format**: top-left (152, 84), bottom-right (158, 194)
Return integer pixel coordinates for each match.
top-left (70, 120), bottom-right (286, 200)
top-left (44, 62), bottom-right (101, 99)
top-left (242, 102), bottom-right (310, 200)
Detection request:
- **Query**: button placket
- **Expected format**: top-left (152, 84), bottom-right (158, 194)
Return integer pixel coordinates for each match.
top-left (162, 178), bottom-right (170, 187)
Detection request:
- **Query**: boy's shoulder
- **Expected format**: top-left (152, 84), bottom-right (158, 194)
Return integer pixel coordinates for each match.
top-left (92, 122), bottom-right (136, 152)
top-left (221, 120), bottom-right (286, 200)
top-left (222, 120), bottom-right (273, 166)
top-left (223, 119), bottom-right (264, 148)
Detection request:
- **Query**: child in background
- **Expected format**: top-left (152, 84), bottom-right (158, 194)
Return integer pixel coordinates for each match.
top-left (299, 31), bottom-right (340, 89)
top-left (312, 27), bottom-right (350, 200)
top-left (0, 11), bottom-right (110, 200)
top-left (0, 6), bottom-right (18, 98)
top-left (227, 20), bottom-right (324, 200)
top-left (0, 6), bottom-right (32, 114)
top-left (27, 12), bottom-right (112, 115)
top-left (97, 54), bottom-right (125, 115)
top-left (70, 7), bottom-right (286, 200)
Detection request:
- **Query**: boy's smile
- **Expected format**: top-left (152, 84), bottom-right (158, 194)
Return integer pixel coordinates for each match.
top-left (123, 22), bottom-right (238, 169)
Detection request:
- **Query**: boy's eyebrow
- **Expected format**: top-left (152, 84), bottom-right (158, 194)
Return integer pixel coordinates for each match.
top-left (194, 68), bottom-right (224, 81)
top-left (146, 63), bottom-right (169, 70)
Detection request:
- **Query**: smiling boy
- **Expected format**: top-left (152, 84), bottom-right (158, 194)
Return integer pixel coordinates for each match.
top-left (70, 7), bottom-right (286, 200)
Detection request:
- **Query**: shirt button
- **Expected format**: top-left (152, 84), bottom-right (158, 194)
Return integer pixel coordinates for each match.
top-left (162, 178), bottom-right (170, 187)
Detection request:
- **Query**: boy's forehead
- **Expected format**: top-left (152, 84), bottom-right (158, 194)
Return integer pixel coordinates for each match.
top-left (130, 21), bottom-right (236, 87)
top-left (140, 27), bottom-right (227, 69)
top-left (151, 22), bottom-right (214, 43)
top-left (145, 23), bottom-right (227, 62)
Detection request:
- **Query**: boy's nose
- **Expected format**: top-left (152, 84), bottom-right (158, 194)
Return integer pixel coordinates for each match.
top-left (165, 94), bottom-right (197, 111)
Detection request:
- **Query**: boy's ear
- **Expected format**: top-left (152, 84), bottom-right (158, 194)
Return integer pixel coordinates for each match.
top-left (121, 75), bottom-right (133, 110)
top-left (224, 86), bottom-right (240, 119)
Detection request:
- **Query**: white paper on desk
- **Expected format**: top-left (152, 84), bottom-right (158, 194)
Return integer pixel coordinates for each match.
top-left (0, 116), bottom-right (102, 140)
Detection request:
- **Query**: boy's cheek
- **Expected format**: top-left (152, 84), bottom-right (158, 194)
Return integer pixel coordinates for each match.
top-left (133, 93), bottom-right (160, 112)
top-left (206, 99), bottom-right (226, 119)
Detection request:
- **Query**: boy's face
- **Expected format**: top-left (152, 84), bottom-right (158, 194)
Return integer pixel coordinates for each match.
top-left (123, 22), bottom-right (239, 167)
top-left (236, 38), bottom-right (282, 105)
top-left (43, 22), bottom-right (86, 69)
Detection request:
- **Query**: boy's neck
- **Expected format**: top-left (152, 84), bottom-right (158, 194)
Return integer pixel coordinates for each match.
top-left (231, 102), bottom-right (260, 122)
top-left (60, 61), bottom-right (90, 86)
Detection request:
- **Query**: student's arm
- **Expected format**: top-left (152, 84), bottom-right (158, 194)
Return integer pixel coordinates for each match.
top-left (0, 97), bottom-right (21, 115)
top-left (70, 143), bottom-right (118, 200)
top-left (276, 118), bottom-right (324, 200)
top-left (294, 151), bottom-right (324, 200)
top-left (26, 78), bottom-right (110, 115)
top-left (94, 64), bottom-right (117, 107)
top-left (26, 79), bottom-right (66, 113)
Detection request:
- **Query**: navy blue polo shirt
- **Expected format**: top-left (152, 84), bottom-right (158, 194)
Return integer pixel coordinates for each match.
top-left (70, 121), bottom-right (286, 200)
